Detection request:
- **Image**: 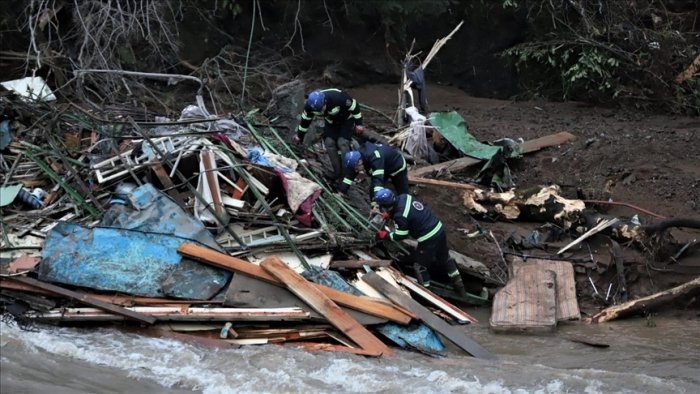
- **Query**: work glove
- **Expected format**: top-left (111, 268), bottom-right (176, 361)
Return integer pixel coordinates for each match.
top-left (292, 135), bottom-right (302, 145)
top-left (376, 230), bottom-right (388, 240)
top-left (370, 201), bottom-right (379, 213)
top-left (354, 125), bottom-right (364, 137)
top-left (381, 211), bottom-right (391, 221)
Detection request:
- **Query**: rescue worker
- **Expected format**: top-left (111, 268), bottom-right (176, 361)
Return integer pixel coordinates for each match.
top-left (293, 88), bottom-right (364, 182)
top-left (373, 188), bottom-right (468, 298)
top-left (338, 141), bottom-right (409, 198)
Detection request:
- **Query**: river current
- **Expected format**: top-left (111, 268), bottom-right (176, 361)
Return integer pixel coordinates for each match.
top-left (1, 309), bottom-right (698, 393)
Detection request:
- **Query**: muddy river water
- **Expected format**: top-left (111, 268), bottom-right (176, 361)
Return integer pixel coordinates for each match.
top-left (1, 308), bottom-right (698, 393)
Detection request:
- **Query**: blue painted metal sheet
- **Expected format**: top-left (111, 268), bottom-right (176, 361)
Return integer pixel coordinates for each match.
top-left (39, 223), bottom-right (230, 299)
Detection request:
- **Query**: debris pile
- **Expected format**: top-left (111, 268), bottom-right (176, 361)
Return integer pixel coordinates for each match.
top-left (0, 85), bottom-right (498, 359)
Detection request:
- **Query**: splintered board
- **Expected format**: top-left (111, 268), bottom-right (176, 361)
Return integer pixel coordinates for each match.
top-left (361, 271), bottom-right (495, 360)
top-left (261, 257), bottom-right (393, 357)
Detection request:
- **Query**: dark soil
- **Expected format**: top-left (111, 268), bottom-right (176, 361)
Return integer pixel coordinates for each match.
top-left (350, 83), bottom-right (700, 314)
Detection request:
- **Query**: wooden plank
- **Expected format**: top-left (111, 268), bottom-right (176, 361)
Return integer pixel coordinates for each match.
top-left (489, 270), bottom-right (557, 334)
top-left (9, 276), bottom-right (156, 324)
top-left (150, 161), bottom-right (187, 206)
top-left (395, 272), bottom-right (477, 324)
top-left (292, 342), bottom-right (388, 357)
top-left (223, 273), bottom-right (387, 325)
top-left (261, 257), bottom-right (393, 357)
top-left (35, 306), bottom-right (309, 321)
top-left (201, 150), bottom-right (224, 215)
top-left (407, 176), bottom-right (476, 191)
top-left (361, 271), bottom-right (495, 359)
top-left (178, 243), bottom-right (414, 324)
top-left (512, 258), bottom-right (580, 321)
top-left (0, 280), bottom-right (217, 306)
top-left (329, 259), bottom-right (392, 269)
top-left (410, 131), bottom-right (576, 177)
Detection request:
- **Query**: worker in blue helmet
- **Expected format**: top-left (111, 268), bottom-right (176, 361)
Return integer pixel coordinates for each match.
top-left (293, 89), bottom-right (364, 182)
top-left (338, 141), bottom-right (409, 199)
top-left (373, 188), bottom-right (468, 298)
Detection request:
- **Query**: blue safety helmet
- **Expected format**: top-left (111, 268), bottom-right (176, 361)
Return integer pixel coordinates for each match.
top-left (344, 151), bottom-right (362, 169)
top-left (374, 188), bottom-right (396, 208)
top-left (306, 90), bottom-right (326, 112)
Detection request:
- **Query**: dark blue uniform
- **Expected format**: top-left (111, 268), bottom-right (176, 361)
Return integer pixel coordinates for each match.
top-left (385, 194), bottom-right (461, 287)
top-left (296, 88), bottom-right (362, 181)
top-left (296, 88), bottom-right (362, 142)
top-left (338, 142), bottom-right (409, 196)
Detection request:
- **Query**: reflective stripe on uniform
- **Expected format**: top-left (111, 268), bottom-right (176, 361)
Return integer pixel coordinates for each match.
top-left (373, 186), bottom-right (383, 192)
top-left (417, 221), bottom-right (443, 243)
top-left (301, 112), bottom-right (312, 120)
top-left (390, 157), bottom-right (407, 176)
top-left (348, 99), bottom-right (357, 111)
top-left (321, 88), bottom-right (341, 93)
top-left (448, 269), bottom-right (461, 278)
top-left (342, 178), bottom-right (353, 185)
top-left (298, 126), bottom-right (308, 132)
top-left (374, 150), bottom-right (381, 158)
top-left (402, 195), bottom-right (412, 218)
top-left (328, 106), bottom-right (340, 115)
top-left (372, 169), bottom-right (385, 176)
top-left (394, 229), bottom-right (409, 236)
top-left (422, 281), bottom-right (431, 287)
top-left (351, 112), bottom-right (362, 119)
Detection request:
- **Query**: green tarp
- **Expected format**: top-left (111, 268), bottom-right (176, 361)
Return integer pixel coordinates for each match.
top-left (429, 111), bottom-right (519, 160)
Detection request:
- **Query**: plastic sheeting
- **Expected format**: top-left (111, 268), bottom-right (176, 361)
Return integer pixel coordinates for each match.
top-left (429, 111), bottom-right (519, 160)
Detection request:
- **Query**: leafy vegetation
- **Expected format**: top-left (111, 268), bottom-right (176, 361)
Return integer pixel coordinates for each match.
top-left (500, 0), bottom-right (699, 114)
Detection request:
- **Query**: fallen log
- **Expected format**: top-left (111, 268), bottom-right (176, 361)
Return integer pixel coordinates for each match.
top-left (587, 277), bottom-right (700, 323)
top-left (410, 131), bottom-right (576, 177)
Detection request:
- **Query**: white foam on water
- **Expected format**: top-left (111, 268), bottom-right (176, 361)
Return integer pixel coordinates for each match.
top-left (1, 321), bottom-right (692, 394)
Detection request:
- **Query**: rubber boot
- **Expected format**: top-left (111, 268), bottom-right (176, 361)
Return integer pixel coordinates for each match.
top-left (449, 270), bottom-right (468, 299)
top-left (413, 264), bottom-right (431, 288)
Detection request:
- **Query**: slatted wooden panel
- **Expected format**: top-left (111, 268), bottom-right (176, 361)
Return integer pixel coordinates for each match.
top-left (512, 258), bottom-right (581, 321)
top-left (489, 269), bottom-right (557, 334)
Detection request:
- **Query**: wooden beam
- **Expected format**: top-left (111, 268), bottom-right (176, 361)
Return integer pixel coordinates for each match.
top-left (410, 131), bottom-right (576, 177)
top-left (408, 176), bottom-right (476, 191)
top-left (261, 257), bottom-right (393, 357)
top-left (361, 271), bottom-right (495, 359)
top-left (34, 306), bottom-right (309, 322)
top-left (394, 271), bottom-right (477, 324)
top-left (292, 342), bottom-right (389, 357)
top-left (178, 243), bottom-right (414, 324)
top-left (0, 280), bottom-right (217, 306)
top-left (329, 259), bottom-right (392, 269)
top-left (9, 276), bottom-right (156, 325)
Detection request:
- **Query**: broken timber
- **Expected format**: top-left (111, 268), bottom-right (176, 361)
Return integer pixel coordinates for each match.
top-left (178, 243), bottom-right (414, 324)
top-left (35, 306), bottom-right (309, 322)
top-left (361, 271), bottom-right (495, 359)
top-left (394, 271), bottom-right (477, 324)
top-left (410, 131), bottom-right (576, 177)
top-left (588, 276), bottom-right (700, 324)
top-left (261, 257), bottom-right (393, 357)
top-left (8, 276), bottom-right (156, 324)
